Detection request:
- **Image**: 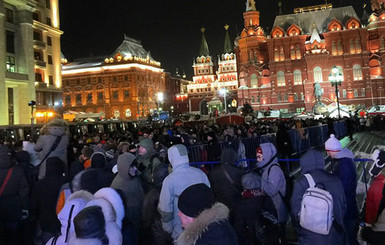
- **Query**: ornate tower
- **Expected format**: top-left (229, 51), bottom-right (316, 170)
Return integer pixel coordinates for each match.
top-left (192, 28), bottom-right (215, 84)
top-left (217, 25), bottom-right (238, 89)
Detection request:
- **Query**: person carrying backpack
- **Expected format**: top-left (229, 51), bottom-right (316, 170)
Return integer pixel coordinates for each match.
top-left (290, 149), bottom-right (346, 245)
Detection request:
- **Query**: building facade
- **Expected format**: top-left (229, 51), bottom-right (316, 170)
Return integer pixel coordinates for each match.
top-left (188, 26), bottom-right (239, 114)
top-left (236, 0), bottom-right (385, 114)
top-left (62, 36), bottom-right (166, 121)
top-left (0, 0), bottom-right (62, 125)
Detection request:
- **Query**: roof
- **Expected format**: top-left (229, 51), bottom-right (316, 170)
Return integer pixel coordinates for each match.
top-left (111, 34), bottom-right (154, 61)
top-left (272, 6), bottom-right (359, 34)
top-left (223, 26), bottom-right (233, 54)
top-left (199, 29), bottom-right (210, 56)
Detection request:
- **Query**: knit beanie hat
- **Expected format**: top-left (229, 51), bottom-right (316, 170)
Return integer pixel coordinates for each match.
top-left (256, 146), bottom-right (263, 155)
top-left (74, 206), bottom-right (107, 241)
top-left (178, 183), bottom-right (215, 218)
top-left (241, 172), bottom-right (261, 190)
top-left (90, 152), bottom-right (106, 169)
top-left (325, 134), bottom-right (342, 151)
top-left (105, 149), bottom-right (114, 160)
top-left (138, 138), bottom-right (155, 153)
top-left (168, 144), bottom-right (189, 168)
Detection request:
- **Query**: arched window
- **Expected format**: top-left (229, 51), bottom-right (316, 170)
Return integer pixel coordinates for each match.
top-left (313, 67), bottom-right (323, 83)
top-left (250, 73), bottom-right (258, 88)
top-left (125, 109), bottom-right (131, 118)
top-left (277, 71), bottom-right (285, 86)
top-left (293, 69), bottom-right (302, 85)
top-left (113, 110), bottom-right (120, 118)
top-left (353, 65), bottom-right (362, 80)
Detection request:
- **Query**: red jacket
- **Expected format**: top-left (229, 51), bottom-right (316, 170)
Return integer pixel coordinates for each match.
top-left (365, 174), bottom-right (385, 224)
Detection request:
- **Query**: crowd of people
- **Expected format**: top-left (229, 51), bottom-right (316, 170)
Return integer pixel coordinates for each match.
top-left (0, 116), bottom-right (385, 245)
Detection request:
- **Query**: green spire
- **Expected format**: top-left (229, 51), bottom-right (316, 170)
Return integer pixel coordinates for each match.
top-left (199, 27), bottom-right (210, 56)
top-left (223, 24), bottom-right (232, 54)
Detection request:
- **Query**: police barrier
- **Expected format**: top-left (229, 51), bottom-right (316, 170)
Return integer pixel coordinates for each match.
top-left (188, 122), bottom-right (347, 163)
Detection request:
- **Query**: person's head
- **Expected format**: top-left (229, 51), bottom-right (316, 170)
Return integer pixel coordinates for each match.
top-left (81, 146), bottom-right (94, 161)
top-left (206, 132), bottom-right (216, 142)
top-left (220, 148), bottom-right (238, 166)
top-left (137, 138), bottom-right (154, 156)
top-left (168, 144), bottom-right (189, 168)
top-left (90, 152), bottom-right (106, 169)
top-left (73, 206), bottom-right (108, 244)
top-left (117, 152), bottom-right (138, 178)
top-left (300, 149), bottom-right (325, 174)
top-left (177, 183), bottom-right (215, 229)
top-left (325, 134), bottom-right (341, 158)
top-left (256, 143), bottom-right (277, 168)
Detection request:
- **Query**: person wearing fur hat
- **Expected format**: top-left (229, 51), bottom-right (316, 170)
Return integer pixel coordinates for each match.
top-left (110, 153), bottom-right (144, 243)
top-left (360, 150), bottom-right (385, 244)
top-left (35, 119), bottom-right (69, 179)
top-left (137, 138), bottom-right (162, 193)
top-left (325, 134), bottom-right (358, 245)
top-left (175, 183), bottom-right (238, 245)
top-left (158, 144), bottom-right (210, 239)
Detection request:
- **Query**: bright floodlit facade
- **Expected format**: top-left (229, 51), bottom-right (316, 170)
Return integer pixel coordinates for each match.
top-left (0, 0), bottom-right (62, 125)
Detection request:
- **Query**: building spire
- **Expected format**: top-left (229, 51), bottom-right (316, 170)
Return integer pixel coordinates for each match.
top-left (199, 27), bottom-right (210, 56)
top-left (223, 25), bottom-right (232, 54)
top-left (278, 1), bottom-right (283, 15)
top-left (246, 0), bottom-right (256, 11)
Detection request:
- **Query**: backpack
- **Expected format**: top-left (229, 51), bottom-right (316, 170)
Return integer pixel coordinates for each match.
top-left (299, 174), bottom-right (334, 235)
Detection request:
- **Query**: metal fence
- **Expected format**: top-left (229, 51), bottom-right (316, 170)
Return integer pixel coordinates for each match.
top-left (188, 121), bottom-right (347, 163)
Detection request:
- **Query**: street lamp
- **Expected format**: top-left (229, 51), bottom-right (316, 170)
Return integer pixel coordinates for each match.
top-left (156, 92), bottom-right (164, 112)
top-left (328, 65), bottom-right (343, 120)
top-left (220, 88), bottom-right (228, 114)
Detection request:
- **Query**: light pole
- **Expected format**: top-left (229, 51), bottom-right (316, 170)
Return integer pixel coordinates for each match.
top-left (220, 88), bottom-right (228, 114)
top-left (328, 65), bottom-right (343, 120)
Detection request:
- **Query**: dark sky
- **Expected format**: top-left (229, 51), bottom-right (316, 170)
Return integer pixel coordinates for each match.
top-left (59, 0), bottom-right (368, 79)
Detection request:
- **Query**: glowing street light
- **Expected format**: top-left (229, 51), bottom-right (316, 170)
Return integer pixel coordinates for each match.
top-left (220, 88), bottom-right (228, 113)
top-left (156, 92), bottom-right (164, 112)
top-left (328, 65), bottom-right (343, 120)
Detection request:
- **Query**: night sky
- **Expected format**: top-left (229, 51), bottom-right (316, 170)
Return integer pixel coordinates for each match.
top-left (59, 0), bottom-right (368, 79)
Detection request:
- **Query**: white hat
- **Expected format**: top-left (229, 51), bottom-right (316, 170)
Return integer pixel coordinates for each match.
top-left (325, 134), bottom-right (342, 151)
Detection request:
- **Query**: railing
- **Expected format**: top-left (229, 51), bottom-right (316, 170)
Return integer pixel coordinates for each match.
top-left (188, 121), bottom-right (347, 163)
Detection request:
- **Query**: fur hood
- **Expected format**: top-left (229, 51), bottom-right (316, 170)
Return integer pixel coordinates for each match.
top-left (175, 203), bottom-right (229, 245)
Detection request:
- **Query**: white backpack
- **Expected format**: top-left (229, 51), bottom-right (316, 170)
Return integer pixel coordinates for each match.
top-left (299, 174), bottom-right (334, 235)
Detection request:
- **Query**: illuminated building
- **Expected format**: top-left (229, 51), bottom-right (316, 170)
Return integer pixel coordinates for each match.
top-left (165, 70), bottom-right (190, 115)
top-left (0, 0), bottom-right (62, 125)
top-left (188, 26), bottom-right (238, 114)
top-left (62, 35), bottom-right (166, 120)
top-left (236, 0), bottom-right (385, 114)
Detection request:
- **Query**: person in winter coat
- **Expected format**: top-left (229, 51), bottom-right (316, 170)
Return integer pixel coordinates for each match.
top-left (31, 157), bottom-right (68, 244)
top-left (0, 145), bottom-right (29, 245)
top-left (290, 149), bottom-right (346, 245)
top-left (175, 183), bottom-right (238, 245)
top-left (35, 119), bottom-right (69, 179)
top-left (224, 127), bottom-right (246, 161)
top-left (70, 206), bottom-right (110, 245)
top-left (208, 148), bottom-right (243, 219)
top-left (158, 144), bottom-right (211, 239)
top-left (206, 132), bottom-right (221, 162)
top-left (141, 164), bottom-right (173, 245)
top-left (137, 138), bottom-right (162, 193)
top-left (361, 150), bottom-right (385, 244)
top-left (325, 134), bottom-right (358, 245)
top-left (110, 153), bottom-right (144, 243)
top-left (46, 190), bottom-right (95, 245)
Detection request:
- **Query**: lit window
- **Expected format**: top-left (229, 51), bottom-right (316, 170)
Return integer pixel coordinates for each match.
top-left (250, 74), bottom-right (258, 88)
top-left (313, 66), bottom-right (323, 83)
top-left (6, 56), bottom-right (15, 72)
top-left (125, 109), bottom-right (131, 118)
top-left (353, 65), bottom-right (362, 80)
top-left (113, 110), bottom-right (120, 118)
top-left (277, 71), bottom-right (285, 86)
top-left (293, 70), bottom-right (302, 85)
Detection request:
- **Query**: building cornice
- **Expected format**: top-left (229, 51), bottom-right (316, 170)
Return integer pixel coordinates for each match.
top-left (33, 20), bottom-right (63, 35)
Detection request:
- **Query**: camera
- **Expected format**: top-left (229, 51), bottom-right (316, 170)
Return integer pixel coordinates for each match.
top-left (28, 100), bottom-right (36, 106)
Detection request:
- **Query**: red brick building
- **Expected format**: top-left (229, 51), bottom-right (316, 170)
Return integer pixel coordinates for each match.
top-left (236, 0), bottom-right (385, 114)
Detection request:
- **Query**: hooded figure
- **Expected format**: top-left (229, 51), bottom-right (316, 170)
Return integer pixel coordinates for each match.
top-left (290, 149), bottom-right (346, 245)
top-left (256, 143), bottom-right (287, 224)
top-left (158, 144), bottom-right (210, 239)
top-left (35, 119), bottom-right (69, 179)
top-left (45, 190), bottom-right (94, 245)
top-left (208, 148), bottom-right (244, 213)
top-left (110, 153), bottom-right (144, 242)
top-left (137, 138), bottom-right (162, 192)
